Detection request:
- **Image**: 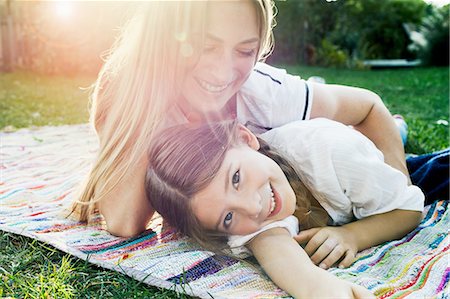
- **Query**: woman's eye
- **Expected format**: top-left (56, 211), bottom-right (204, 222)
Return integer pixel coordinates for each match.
top-left (203, 45), bottom-right (216, 53)
top-left (223, 212), bottom-right (233, 228)
top-left (232, 170), bottom-right (240, 189)
top-left (238, 49), bottom-right (256, 57)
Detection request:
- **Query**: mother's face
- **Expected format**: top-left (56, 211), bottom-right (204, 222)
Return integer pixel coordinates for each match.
top-left (180, 0), bottom-right (259, 118)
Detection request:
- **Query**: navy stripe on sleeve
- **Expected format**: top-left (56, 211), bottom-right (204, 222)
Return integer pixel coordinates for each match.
top-left (254, 69), bottom-right (282, 85)
top-left (302, 81), bottom-right (310, 120)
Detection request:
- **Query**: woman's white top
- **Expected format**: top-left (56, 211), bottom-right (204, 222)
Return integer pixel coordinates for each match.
top-left (228, 118), bottom-right (424, 254)
top-left (236, 62), bottom-right (313, 134)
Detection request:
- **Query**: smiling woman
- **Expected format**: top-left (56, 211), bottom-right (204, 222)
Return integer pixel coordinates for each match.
top-left (71, 0), bottom-right (277, 238)
top-left (177, 0), bottom-right (261, 121)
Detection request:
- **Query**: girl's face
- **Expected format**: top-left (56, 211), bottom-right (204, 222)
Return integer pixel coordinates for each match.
top-left (180, 0), bottom-right (259, 118)
top-left (191, 133), bottom-right (297, 236)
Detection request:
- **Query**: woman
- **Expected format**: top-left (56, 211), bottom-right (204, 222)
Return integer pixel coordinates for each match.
top-left (73, 0), bottom-right (410, 237)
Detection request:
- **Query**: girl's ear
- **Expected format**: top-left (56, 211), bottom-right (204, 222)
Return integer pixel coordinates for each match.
top-left (237, 124), bottom-right (260, 150)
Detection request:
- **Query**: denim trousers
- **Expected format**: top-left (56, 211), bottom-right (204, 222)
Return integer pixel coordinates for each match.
top-left (407, 149), bottom-right (449, 205)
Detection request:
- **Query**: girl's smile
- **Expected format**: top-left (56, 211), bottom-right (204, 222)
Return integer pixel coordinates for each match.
top-left (268, 184), bottom-right (283, 217)
top-left (191, 127), bottom-right (296, 236)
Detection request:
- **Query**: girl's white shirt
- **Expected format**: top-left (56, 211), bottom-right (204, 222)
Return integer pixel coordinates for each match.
top-left (228, 118), bottom-right (424, 255)
top-left (164, 62), bottom-right (313, 131)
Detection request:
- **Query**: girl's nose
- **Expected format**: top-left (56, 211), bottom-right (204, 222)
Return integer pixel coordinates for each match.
top-left (237, 193), bottom-right (262, 218)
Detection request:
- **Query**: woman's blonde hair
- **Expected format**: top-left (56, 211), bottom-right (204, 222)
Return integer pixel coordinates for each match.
top-left (72, 0), bottom-right (276, 222)
top-left (146, 120), bottom-right (328, 252)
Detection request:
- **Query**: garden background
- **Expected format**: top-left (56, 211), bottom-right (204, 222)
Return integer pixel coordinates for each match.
top-left (1, 0), bottom-right (448, 297)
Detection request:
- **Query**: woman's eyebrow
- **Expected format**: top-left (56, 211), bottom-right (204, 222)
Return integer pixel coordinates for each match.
top-left (205, 33), bottom-right (259, 45)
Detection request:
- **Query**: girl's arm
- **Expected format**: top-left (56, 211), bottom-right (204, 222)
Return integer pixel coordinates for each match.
top-left (310, 83), bottom-right (410, 183)
top-left (248, 227), bottom-right (374, 298)
top-left (295, 209), bottom-right (422, 269)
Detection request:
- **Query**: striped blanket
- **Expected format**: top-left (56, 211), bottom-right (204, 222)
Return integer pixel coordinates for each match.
top-left (1, 124), bottom-right (448, 298)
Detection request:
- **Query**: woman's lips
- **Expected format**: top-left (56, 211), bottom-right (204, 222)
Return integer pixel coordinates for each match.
top-left (196, 78), bottom-right (232, 93)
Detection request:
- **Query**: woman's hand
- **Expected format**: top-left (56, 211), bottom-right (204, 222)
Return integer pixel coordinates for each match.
top-left (294, 226), bottom-right (358, 269)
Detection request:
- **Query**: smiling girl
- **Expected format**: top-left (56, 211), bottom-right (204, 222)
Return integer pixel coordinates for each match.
top-left (145, 119), bottom-right (424, 298)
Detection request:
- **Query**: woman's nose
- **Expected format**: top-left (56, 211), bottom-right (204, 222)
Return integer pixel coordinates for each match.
top-left (209, 50), bottom-right (235, 84)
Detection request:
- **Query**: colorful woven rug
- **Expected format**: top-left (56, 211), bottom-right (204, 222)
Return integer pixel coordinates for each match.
top-left (1, 124), bottom-right (448, 298)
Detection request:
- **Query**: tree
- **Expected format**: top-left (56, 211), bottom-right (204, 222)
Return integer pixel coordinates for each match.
top-left (269, 0), bottom-right (427, 66)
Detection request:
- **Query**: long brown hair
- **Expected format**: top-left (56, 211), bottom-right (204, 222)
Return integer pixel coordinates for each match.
top-left (146, 120), bottom-right (327, 251)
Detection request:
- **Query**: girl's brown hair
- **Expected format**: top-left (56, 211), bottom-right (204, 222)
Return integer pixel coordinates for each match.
top-left (146, 120), bottom-right (327, 251)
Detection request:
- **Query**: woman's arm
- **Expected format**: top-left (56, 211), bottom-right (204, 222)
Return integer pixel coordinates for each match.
top-left (97, 154), bottom-right (155, 237)
top-left (295, 209), bottom-right (422, 269)
top-left (310, 83), bottom-right (410, 182)
top-left (248, 227), bottom-right (374, 298)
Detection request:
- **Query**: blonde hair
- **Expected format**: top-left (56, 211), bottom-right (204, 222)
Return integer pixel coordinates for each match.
top-left (73, 0), bottom-right (276, 222)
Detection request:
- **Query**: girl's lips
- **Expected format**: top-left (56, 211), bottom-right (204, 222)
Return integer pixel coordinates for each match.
top-left (268, 184), bottom-right (282, 218)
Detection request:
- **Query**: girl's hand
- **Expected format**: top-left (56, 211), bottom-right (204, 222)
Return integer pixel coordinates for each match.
top-left (309, 267), bottom-right (375, 299)
top-left (308, 268), bottom-right (376, 299)
top-left (294, 226), bottom-right (358, 269)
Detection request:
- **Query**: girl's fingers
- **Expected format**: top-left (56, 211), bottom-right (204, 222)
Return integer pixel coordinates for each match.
top-left (294, 228), bottom-right (320, 244)
top-left (339, 250), bottom-right (357, 268)
top-left (309, 237), bottom-right (338, 265)
top-left (303, 231), bottom-right (329, 256)
top-left (318, 244), bottom-right (346, 269)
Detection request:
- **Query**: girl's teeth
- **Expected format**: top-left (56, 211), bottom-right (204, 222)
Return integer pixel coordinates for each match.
top-left (269, 185), bottom-right (276, 214)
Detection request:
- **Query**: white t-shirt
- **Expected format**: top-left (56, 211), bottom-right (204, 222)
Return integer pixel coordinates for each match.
top-left (236, 62), bottom-right (313, 134)
top-left (164, 62), bottom-right (313, 131)
top-left (228, 118), bottom-right (424, 254)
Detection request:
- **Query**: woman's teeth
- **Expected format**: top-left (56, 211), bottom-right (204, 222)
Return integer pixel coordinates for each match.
top-left (198, 79), bottom-right (229, 93)
top-left (269, 185), bottom-right (276, 214)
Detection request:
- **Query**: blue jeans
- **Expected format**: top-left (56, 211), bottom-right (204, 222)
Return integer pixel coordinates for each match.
top-left (407, 149), bottom-right (449, 205)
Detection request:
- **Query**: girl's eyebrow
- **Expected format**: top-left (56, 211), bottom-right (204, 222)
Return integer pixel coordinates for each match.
top-left (205, 33), bottom-right (259, 45)
top-left (215, 216), bottom-right (223, 231)
top-left (217, 164), bottom-right (232, 231)
top-left (224, 163), bottom-right (231, 193)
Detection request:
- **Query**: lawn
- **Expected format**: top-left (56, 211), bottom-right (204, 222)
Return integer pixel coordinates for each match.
top-left (1, 66), bottom-right (448, 298)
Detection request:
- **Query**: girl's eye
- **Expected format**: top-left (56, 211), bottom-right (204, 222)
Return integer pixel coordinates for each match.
top-left (223, 212), bottom-right (233, 228)
top-left (232, 170), bottom-right (240, 189)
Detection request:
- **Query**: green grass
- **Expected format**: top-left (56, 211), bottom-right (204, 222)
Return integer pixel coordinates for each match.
top-left (1, 66), bottom-right (448, 298)
top-left (284, 65), bottom-right (449, 154)
top-left (0, 71), bottom-right (93, 129)
top-left (0, 233), bottom-right (185, 298)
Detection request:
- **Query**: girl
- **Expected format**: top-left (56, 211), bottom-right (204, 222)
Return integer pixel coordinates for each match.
top-left (73, 0), bottom-right (411, 237)
top-left (145, 119), bottom-right (424, 298)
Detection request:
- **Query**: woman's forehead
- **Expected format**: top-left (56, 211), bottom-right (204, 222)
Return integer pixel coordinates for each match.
top-left (204, 0), bottom-right (259, 38)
